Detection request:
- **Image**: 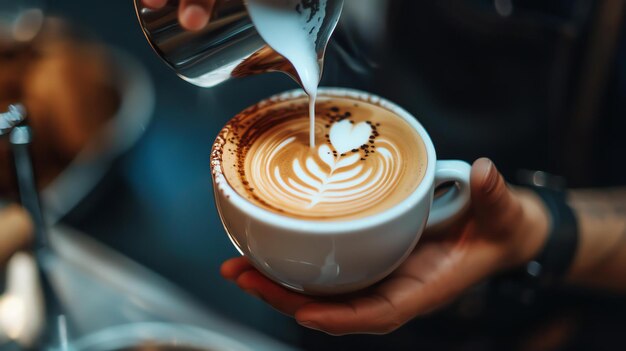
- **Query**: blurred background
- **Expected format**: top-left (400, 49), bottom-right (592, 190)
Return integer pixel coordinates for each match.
top-left (1, 0), bottom-right (625, 350)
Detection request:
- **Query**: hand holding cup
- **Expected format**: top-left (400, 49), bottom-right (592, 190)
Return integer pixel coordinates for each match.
top-left (221, 158), bottom-right (551, 335)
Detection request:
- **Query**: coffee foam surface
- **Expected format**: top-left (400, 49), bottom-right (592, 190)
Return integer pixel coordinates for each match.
top-left (213, 94), bottom-right (427, 221)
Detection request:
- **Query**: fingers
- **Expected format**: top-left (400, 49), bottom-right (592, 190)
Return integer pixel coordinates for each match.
top-left (295, 292), bottom-right (405, 336)
top-left (220, 257), bottom-right (254, 280)
top-left (222, 257), bottom-right (408, 335)
top-left (0, 205), bottom-right (33, 266)
top-left (142, 0), bottom-right (167, 9)
top-left (221, 258), bottom-right (315, 316)
top-left (141, 0), bottom-right (214, 31)
top-left (179, 0), bottom-right (214, 31)
top-left (237, 270), bottom-right (315, 316)
top-left (470, 158), bottom-right (522, 234)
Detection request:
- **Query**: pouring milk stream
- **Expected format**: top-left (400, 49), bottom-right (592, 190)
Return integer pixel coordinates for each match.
top-left (247, 0), bottom-right (328, 148)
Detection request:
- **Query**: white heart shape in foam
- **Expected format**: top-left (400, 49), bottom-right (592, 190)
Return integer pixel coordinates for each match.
top-left (329, 120), bottom-right (372, 154)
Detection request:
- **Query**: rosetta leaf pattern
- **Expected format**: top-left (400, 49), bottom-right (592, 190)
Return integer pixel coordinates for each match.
top-left (286, 120), bottom-right (373, 207)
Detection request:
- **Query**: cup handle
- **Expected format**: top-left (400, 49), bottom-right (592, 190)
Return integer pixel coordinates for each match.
top-left (426, 160), bottom-right (472, 229)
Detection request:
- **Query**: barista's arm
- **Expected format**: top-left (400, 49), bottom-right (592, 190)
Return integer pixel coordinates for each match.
top-left (566, 189), bottom-right (626, 292)
top-left (142, 0), bottom-right (215, 31)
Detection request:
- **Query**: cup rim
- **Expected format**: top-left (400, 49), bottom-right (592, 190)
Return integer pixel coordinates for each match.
top-left (211, 87), bottom-right (437, 233)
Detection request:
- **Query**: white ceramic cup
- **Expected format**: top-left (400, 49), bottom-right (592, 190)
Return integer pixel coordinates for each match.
top-left (211, 88), bottom-right (471, 295)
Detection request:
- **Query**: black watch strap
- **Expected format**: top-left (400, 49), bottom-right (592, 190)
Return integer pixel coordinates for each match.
top-left (524, 186), bottom-right (579, 285)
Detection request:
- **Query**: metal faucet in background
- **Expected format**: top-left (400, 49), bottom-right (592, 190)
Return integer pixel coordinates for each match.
top-left (0, 104), bottom-right (26, 136)
top-left (134, 0), bottom-right (343, 88)
top-left (0, 104), bottom-right (47, 248)
top-left (0, 104), bottom-right (69, 350)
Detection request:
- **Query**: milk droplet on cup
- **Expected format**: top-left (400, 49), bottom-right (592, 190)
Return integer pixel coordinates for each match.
top-left (247, 0), bottom-right (327, 148)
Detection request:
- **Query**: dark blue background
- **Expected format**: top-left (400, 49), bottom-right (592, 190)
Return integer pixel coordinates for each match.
top-left (50, 1), bottom-right (626, 350)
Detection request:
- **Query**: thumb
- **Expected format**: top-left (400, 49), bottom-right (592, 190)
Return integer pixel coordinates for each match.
top-left (470, 158), bottom-right (522, 233)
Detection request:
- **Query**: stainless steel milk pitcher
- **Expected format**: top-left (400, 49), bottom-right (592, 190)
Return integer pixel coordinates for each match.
top-left (134, 0), bottom-right (343, 88)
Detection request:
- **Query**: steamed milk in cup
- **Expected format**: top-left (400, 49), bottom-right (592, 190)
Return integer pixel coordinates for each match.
top-left (213, 94), bottom-right (427, 220)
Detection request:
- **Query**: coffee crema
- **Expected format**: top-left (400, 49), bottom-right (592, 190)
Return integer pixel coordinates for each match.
top-left (212, 94), bottom-right (427, 221)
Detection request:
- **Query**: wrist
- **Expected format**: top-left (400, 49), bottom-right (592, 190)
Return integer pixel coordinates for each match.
top-left (507, 184), bottom-right (580, 287)
top-left (503, 188), bottom-right (551, 270)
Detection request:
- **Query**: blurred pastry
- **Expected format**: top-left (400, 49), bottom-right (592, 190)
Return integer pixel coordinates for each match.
top-left (0, 18), bottom-right (120, 198)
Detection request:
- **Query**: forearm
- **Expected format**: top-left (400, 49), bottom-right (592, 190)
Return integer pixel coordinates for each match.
top-left (566, 188), bottom-right (626, 292)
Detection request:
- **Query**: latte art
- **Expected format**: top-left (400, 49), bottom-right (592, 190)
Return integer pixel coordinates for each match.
top-left (251, 121), bottom-right (401, 214)
top-left (213, 94), bottom-right (427, 221)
